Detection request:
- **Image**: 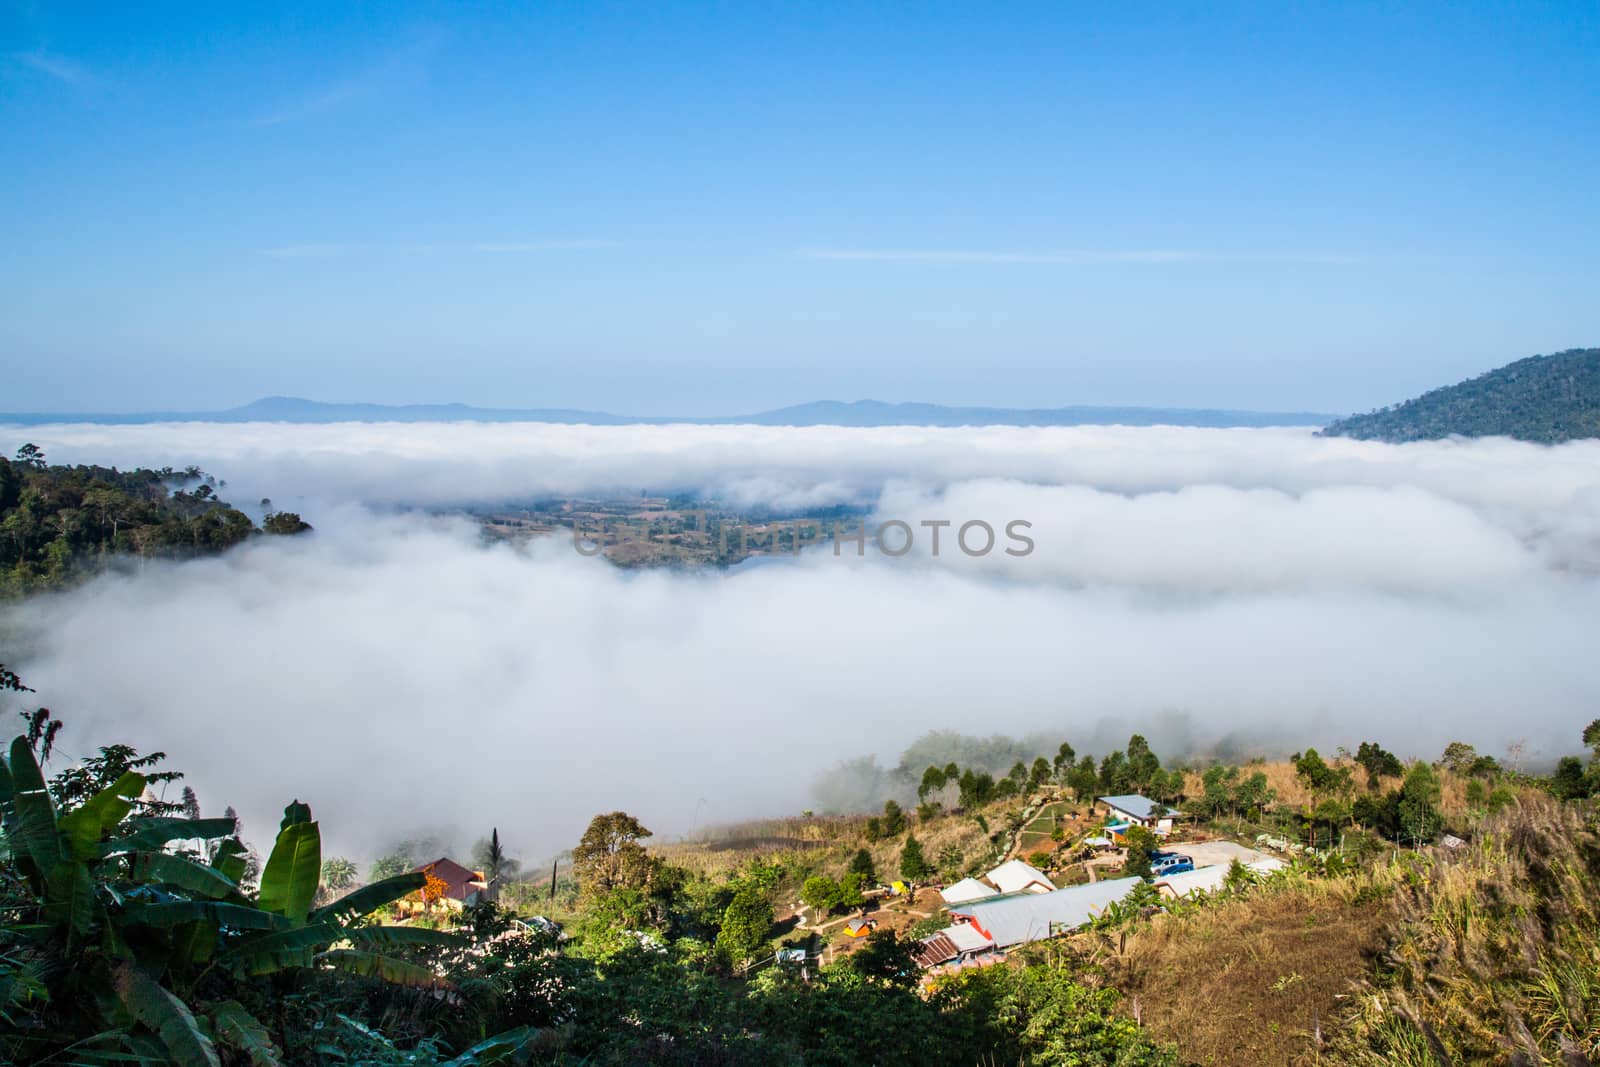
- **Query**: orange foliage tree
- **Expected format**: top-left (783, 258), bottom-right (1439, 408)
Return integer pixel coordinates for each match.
top-left (417, 866), bottom-right (449, 912)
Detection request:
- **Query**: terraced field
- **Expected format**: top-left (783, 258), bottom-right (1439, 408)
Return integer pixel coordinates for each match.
top-left (1016, 800), bottom-right (1075, 851)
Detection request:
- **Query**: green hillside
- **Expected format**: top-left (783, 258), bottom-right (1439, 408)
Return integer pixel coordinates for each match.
top-left (1322, 347), bottom-right (1600, 443)
top-left (0, 443), bottom-right (309, 598)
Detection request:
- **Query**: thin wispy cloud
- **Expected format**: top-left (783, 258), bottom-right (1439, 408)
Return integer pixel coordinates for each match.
top-left (8, 48), bottom-right (92, 85)
top-left (252, 31), bottom-right (441, 127)
top-left (796, 248), bottom-right (1364, 266)
top-left (471, 240), bottom-right (622, 253)
top-left (259, 240), bottom-right (620, 259)
top-left (797, 248), bottom-right (1205, 265)
top-left (260, 243), bottom-right (363, 260)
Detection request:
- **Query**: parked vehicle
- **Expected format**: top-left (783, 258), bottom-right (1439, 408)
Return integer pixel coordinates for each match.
top-left (1149, 852), bottom-right (1195, 876)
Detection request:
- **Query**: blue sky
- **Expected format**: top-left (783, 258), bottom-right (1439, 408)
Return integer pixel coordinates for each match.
top-left (2, 1), bottom-right (1597, 415)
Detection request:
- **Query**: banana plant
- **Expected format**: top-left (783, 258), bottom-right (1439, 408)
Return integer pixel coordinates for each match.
top-left (0, 734), bottom-right (530, 1067)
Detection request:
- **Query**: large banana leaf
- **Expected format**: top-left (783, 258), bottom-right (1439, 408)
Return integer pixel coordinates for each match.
top-left (307, 871), bottom-right (425, 925)
top-left (442, 1026), bottom-right (539, 1066)
top-left (208, 838), bottom-right (249, 884)
top-left (128, 852), bottom-right (242, 900)
top-left (112, 961), bottom-right (221, 1067)
top-left (44, 860), bottom-right (98, 937)
top-left (209, 1001), bottom-right (283, 1067)
top-left (124, 900), bottom-right (288, 932)
top-left (58, 771), bottom-right (145, 860)
top-left (316, 949), bottom-right (446, 988)
top-left (170, 919), bottom-right (217, 965)
top-left (278, 800), bottom-right (312, 830)
top-left (257, 820), bottom-right (320, 924)
top-left (108, 816), bottom-right (240, 855)
top-left (220, 923), bottom-right (342, 975)
top-left (6, 736), bottom-right (62, 879)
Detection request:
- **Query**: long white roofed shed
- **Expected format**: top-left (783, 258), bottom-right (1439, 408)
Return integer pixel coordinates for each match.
top-left (940, 877), bottom-right (1000, 905)
top-left (949, 876), bottom-right (1142, 948)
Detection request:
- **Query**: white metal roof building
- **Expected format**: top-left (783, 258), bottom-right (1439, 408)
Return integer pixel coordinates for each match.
top-left (1152, 864), bottom-right (1230, 898)
top-left (940, 877), bottom-right (1000, 905)
top-left (1097, 794), bottom-right (1170, 825)
top-left (984, 859), bottom-right (1054, 895)
top-left (1154, 857), bottom-right (1287, 899)
top-left (949, 876), bottom-right (1142, 948)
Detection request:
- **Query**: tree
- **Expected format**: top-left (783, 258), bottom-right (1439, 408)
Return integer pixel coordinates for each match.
top-left (1584, 718), bottom-right (1600, 756)
top-left (1550, 756), bottom-right (1590, 799)
top-left (473, 827), bottom-right (522, 885)
top-left (837, 871), bottom-right (867, 909)
top-left (1397, 763), bottom-right (1443, 844)
top-left (180, 785), bottom-right (201, 820)
top-left (899, 835), bottom-right (931, 884)
top-left (14, 443), bottom-right (46, 469)
top-left (1293, 748), bottom-right (1335, 791)
top-left (880, 799), bottom-right (907, 836)
top-left (1233, 771), bottom-right (1275, 819)
top-left (1121, 826), bottom-right (1158, 879)
top-left (262, 510), bottom-right (313, 535)
top-left (370, 852), bottom-right (410, 882)
top-left (848, 847), bottom-right (878, 885)
top-left (1354, 741), bottom-right (1403, 787)
top-left (1126, 734), bottom-right (1161, 789)
top-left (321, 855), bottom-right (358, 889)
top-left (1098, 750), bottom-right (1130, 793)
top-left (573, 811), bottom-right (656, 898)
top-left (715, 885), bottom-right (773, 967)
top-left (1028, 757), bottom-right (1051, 790)
top-left (1068, 755), bottom-right (1098, 802)
top-left (957, 769), bottom-right (995, 808)
top-left (801, 875), bottom-right (842, 915)
top-left (1440, 741), bottom-right (1479, 774)
top-left (845, 930), bottom-right (918, 986)
top-left (1199, 764), bottom-right (1239, 818)
top-left (418, 866), bottom-right (451, 912)
top-left (918, 765), bottom-right (947, 800)
top-left (1052, 741), bottom-right (1076, 777)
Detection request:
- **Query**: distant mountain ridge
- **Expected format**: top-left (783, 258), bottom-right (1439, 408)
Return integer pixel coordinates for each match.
top-left (0, 395), bottom-right (1333, 429)
top-left (1321, 348), bottom-right (1600, 444)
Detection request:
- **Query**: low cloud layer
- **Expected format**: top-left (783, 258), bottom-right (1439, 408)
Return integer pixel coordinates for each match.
top-left (2, 421), bottom-right (1597, 863)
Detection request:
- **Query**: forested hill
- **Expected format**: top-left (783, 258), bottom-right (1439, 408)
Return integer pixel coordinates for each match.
top-left (0, 444), bottom-right (309, 598)
top-left (1321, 347), bottom-right (1600, 443)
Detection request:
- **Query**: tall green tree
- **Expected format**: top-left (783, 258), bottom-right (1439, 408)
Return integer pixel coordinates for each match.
top-left (1398, 762), bottom-right (1444, 844)
top-left (472, 827), bottom-right (521, 885)
top-left (848, 847), bottom-right (878, 884)
top-left (715, 885), bottom-right (773, 968)
top-left (899, 835), bottom-right (931, 884)
top-left (573, 811), bottom-right (656, 899)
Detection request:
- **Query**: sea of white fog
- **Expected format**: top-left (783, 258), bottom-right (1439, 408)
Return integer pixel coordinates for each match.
top-left (3, 421), bottom-right (1598, 860)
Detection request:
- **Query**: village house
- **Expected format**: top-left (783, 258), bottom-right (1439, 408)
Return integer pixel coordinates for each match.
top-left (398, 857), bottom-right (489, 915)
top-left (1096, 793), bottom-right (1175, 833)
top-left (937, 859), bottom-right (1053, 907)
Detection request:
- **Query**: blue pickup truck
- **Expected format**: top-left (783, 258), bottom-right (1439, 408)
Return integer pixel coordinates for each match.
top-left (1148, 851), bottom-right (1195, 877)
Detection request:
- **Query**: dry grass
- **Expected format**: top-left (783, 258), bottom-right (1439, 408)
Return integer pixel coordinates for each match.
top-left (1098, 865), bottom-right (1394, 1065)
top-left (1328, 793), bottom-right (1600, 1066)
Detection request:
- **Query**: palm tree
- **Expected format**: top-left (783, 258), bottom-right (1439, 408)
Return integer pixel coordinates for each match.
top-left (474, 827), bottom-right (521, 888)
